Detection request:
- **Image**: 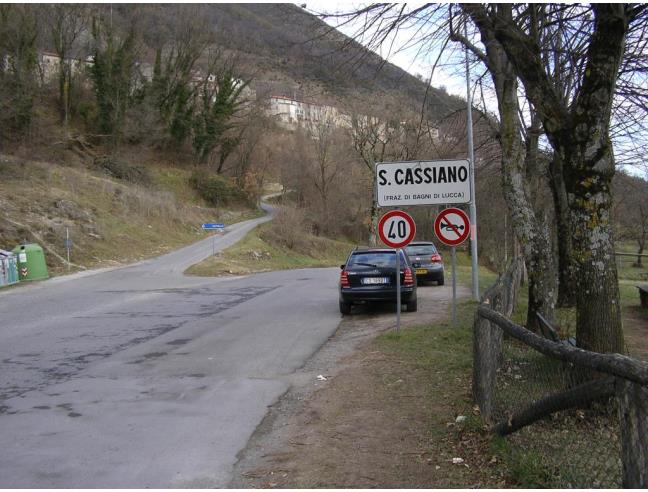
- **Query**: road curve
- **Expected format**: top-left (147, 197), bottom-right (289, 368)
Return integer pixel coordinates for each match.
top-left (0, 201), bottom-right (342, 487)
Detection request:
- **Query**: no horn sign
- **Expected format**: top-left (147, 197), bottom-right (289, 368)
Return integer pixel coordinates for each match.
top-left (434, 207), bottom-right (470, 246)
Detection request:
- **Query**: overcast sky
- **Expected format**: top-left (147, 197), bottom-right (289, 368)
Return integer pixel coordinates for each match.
top-left (299, 2), bottom-right (646, 176)
top-left (300, 1), bottom-right (469, 99)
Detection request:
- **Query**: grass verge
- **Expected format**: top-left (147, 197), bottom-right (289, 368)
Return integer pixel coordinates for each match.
top-left (363, 256), bottom-right (517, 487)
top-left (185, 222), bottom-right (356, 276)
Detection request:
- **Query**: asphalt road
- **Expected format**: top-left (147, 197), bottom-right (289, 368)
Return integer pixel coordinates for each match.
top-left (0, 205), bottom-right (342, 487)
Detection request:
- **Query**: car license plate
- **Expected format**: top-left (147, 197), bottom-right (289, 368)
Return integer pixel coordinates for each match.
top-left (362, 277), bottom-right (389, 285)
top-left (416, 268), bottom-right (428, 274)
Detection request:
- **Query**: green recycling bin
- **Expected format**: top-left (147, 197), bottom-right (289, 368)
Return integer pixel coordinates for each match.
top-left (12, 243), bottom-right (49, 281)
top-left (0, 250), bottom-right (19, 287)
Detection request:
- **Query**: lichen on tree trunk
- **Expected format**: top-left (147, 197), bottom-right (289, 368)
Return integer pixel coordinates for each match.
top-left (566, 146), bottom-right (625, 354)
top-left (486, 30), bottom-right (557, 331)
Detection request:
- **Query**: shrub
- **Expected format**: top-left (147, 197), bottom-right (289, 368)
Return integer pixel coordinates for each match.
top-left (94, 156), bottom-right (152, 185)
top-left (260, 206), bottom-right (313, 253)
top-left (188, 170), bottom-right (250, 207)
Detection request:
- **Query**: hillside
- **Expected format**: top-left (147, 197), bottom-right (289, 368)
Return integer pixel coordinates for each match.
top-left (87, 3), bottom-right (464, 117)
top-left (201, 4), bottom-right (463, 114)
top-left (0, 3), bottom-right (471, 275)
top-left (0, 153), bottom-right (260, 276)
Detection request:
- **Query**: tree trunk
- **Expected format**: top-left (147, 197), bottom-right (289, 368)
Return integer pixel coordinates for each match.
top-left (637, 243), bottom-right (644, 268)
top-left (550, 154), bottom-right (576, 307)
top-left (369, 195), bottom-right (378, 247)
top-left (471, 3), bottom-right (630, 354)
top-left (565, 148), bottom-right (625, 354)
top-left (489, 36), bottom-right (557, 331)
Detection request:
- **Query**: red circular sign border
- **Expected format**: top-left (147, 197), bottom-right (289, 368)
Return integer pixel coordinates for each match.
top-left (434, 207), bottom-right (470, 246)
top-left (378, 210), bottom-right (417, 248)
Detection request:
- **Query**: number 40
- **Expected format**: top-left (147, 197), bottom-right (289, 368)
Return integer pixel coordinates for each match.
top-left (387, 219), bottom-right (407, 239)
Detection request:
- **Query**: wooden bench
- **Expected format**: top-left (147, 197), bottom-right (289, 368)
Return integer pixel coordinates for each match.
top-left (638, 285), bottom-right (648, 308)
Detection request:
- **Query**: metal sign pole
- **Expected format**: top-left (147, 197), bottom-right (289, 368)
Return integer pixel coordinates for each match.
top-left (66, 227), bottom-right (71, 271)
top-left (452, 246), bottom-right (457, 326)
top-left (396, 249), bottom-right (401, 332)
top-left (465, 20), bottom-right (479, 301)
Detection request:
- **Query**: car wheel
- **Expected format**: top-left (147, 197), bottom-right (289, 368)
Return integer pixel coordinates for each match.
top-left (406, 298), bottom-right (418, 312)
top-left (339, 300), bottom-right (352, 315)
top-left (438, 275), bottom-right (444, 286)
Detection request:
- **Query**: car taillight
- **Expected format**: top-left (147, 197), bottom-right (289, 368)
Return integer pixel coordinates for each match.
top-left (431, 253), bottom-right (443, 263)
top-left (403, 267), bottom-right (414, 286)
top-left (340, 270), bottom-right (350, 288)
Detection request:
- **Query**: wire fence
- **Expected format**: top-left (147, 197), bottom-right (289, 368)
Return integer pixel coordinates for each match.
top-left (616, 252), bottom-right (648, 276)
top-left (473, 258), bottom-right (648, 488)
top-left (493, 338), bottom-right (621, 487)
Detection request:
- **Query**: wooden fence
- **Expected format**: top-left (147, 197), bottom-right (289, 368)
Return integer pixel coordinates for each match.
top-left (473, 259), bottom-right (648, 488)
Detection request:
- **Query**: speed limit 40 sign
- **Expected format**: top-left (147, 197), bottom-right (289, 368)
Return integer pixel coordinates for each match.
top-left (378, 210), bottom-right (416, 248)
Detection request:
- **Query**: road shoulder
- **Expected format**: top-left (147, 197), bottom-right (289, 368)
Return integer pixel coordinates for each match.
top-left (230, 283), bottom-right (509, 488)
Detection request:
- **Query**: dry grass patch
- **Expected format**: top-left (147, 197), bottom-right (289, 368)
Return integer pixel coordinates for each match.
top-left (185, 220), bottom-right (354, 277)
top-left (0, 155), bottom-right (259, 275)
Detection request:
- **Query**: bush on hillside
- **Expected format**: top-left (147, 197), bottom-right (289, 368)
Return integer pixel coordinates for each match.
top-left (94, 156), bottom-right (152, 185)
top-left (260, 206), bottom-right (314, 254)
top-left (189, 170), bottom-right (250, 207)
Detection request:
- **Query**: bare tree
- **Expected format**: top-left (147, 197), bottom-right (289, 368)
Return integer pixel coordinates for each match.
top-left (305, 117), bottom-right (346, 234)
top-left (464, 4), bottom-right (644, 353)
top-left (47, 4), bottom-right (88, 132)
top-left (449, 6), bottom-right (558, 331)
top-left (614, 172), bottom-right (648, 267)
top-left (349, 100), bottom-right (424, 244)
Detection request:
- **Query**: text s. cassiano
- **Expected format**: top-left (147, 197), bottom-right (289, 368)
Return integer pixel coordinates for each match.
top-left (377, 164), bottom-right (469, 186)
top-left (375, 160), bottom-right (472, 206)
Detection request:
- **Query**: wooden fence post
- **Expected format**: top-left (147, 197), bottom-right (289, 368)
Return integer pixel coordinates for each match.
top-left (617, 379), bottom-right (648, 488)
top-left (473, 305), bottom-right (502, 423)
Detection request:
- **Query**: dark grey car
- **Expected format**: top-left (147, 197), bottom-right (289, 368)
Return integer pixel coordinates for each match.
top-left (404, 242), bottom-right (444, 285)
top-left (339, 249), bottom-right (417, 314)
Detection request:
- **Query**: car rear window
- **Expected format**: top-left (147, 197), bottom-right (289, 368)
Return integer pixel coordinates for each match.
top-left (347, 251), bottom-right (406, 267)
top-left (405, 244), bottom-right (437, 255)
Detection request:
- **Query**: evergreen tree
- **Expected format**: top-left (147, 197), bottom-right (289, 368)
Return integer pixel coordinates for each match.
top-left (0, 5), bottom-right (39, 138)
top-left (88, 15), bottom-right (137, 147)
top-left (193, 63), bottom-right (248, 171)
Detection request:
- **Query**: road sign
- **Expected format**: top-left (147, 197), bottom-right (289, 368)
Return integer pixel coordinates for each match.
top-left (378, 210), bottom-right (416, 248)
top-left (202, 223), bottom-right (225, 230)
top-left (434, 207), bottom-right (470, 246)
top-left (376, 159), bottom-right (472, 207)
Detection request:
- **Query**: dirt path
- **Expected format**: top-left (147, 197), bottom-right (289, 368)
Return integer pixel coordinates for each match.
top-left (230, 283), bottom-right (507, 488)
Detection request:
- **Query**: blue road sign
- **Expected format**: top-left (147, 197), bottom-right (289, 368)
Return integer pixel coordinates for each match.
top-left (202, 223), bottom-right (225, 230)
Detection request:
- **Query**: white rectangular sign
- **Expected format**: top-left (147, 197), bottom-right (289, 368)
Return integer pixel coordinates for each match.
top-left (376, 160), bottom-right (472, 207)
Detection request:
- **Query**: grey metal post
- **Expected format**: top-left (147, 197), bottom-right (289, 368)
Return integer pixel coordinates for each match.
top-left (396, 249), bottom-right (401, 332)
top-left (371, 162), bottom-right (378, 247)
top-left (452, 246), bottom-right (457, 325)
top-left (465, 21), bottom-right (479, 300)
top-left (66, 227), bottom-right (71, 271)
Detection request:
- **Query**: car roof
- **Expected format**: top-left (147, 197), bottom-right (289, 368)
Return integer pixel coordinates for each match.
top-left (406, 241), bottom-right (435, 245)
top-left (351, 248), bottom-right (398, 254)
